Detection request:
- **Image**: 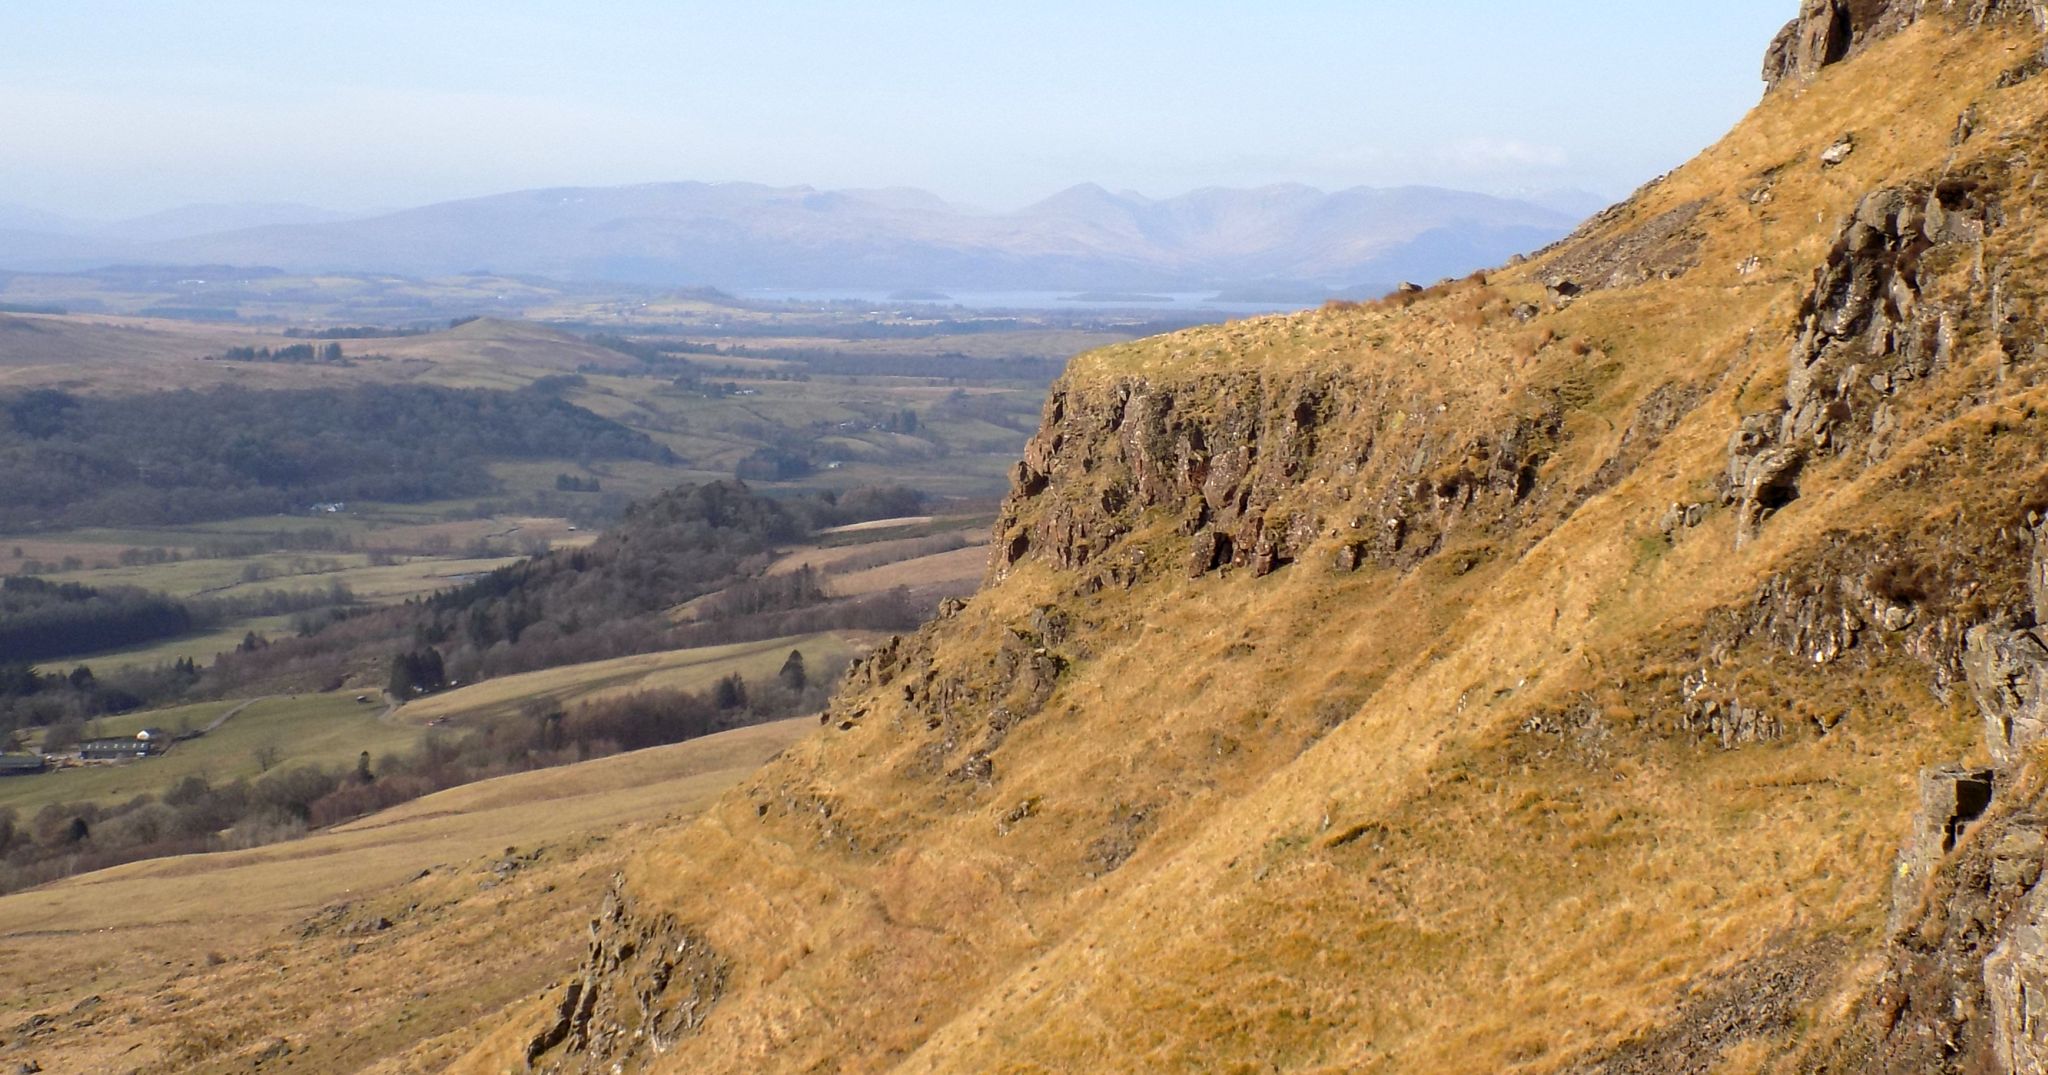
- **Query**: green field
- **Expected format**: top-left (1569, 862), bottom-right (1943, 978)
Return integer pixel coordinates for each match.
top-left (32, 614), bottom-right (299, 676)
top-left (0, 300), bottom-right (1053, 703)
top-left (395, 631), bottom-right (861, 725)
top-left (0, 693), bottom-right (426, 812)
top-left (5, 629), bottom-right (866, 814)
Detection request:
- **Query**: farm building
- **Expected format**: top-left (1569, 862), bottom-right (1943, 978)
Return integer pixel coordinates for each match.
top-left (80, 731), bottom-right (167, 761)
top-left (0, 754), bottom-right (46, 776)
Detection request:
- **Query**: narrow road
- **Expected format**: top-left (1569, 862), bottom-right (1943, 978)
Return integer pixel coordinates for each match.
top-left (199, 695), bottom-right (273, 735)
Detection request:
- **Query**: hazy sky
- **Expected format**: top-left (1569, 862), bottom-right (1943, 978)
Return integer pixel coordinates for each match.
top-left (0, 2), bottom-right (1795, 219)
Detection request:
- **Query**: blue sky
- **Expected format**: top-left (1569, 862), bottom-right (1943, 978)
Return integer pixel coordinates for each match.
top-left (0, 2), bottom-right (1795, 217)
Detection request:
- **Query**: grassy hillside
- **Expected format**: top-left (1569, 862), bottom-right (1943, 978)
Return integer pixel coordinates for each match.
top-left (390, 632), bottom-right (862, 726)
top-left (401, 10), bottom-right (2048, 1074)
top-left (0, 694), bottom-right (425, 812)
top-left (0, 718), bottom-right (810, 1074)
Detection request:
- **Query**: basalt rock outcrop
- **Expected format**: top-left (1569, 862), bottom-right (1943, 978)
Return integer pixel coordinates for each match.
top-left (1765, 0), bottom-right (2045, 90)
top-left (525, 882), bottom-right (728, 1073)
top-left (1843, 503), bottom-right (2048, 1072)
top-left (993, 370), bottom-right (1564, 591)
top-left (1727, 171), bottom-right (2002, 546)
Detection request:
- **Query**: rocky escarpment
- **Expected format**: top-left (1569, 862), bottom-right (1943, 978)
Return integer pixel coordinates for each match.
top-left (1765, 0), bottom-right (2044, 90)
top-left (1859, 508), bottom-right (2048, 1072)
top-left (1726, 157), bottom-right (2015, 547)
top-left (991, 367), bottom-right (1570, 589)
top-left (524, 882), bottom-right (727, 1073)
top-left (464, 11), bottom-right (2048, 1074)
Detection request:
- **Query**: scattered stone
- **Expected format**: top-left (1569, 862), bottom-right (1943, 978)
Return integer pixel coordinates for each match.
top-left (1658, 502), bottom-right (1709, 536)
top-left (1820, 135), bottom-right (1855, 167)
top-left (1396, 281), bottom-right (1423, 294)
top-left (997, 797), bottom-right (1039, 835)
top-left (1997, 52), bottom-right (2047, 88)
top-left (1575, 939), bottom-right (1842, 1073)
top-left (1541, 199), bottom-right (1707, 294)
top-left (525, 882), bottom-right (728, 1067)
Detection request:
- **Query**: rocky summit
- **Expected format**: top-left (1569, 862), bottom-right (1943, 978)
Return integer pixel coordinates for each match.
top-left (434, 6), bottom-right (2048, 1073)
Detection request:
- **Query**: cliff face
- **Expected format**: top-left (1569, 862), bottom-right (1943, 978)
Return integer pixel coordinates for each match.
top-left (469, 10), bottom-right (2048, 1074)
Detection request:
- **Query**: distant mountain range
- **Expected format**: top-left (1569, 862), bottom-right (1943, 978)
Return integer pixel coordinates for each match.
top-left (0, 182), bottom-right (1599, 294)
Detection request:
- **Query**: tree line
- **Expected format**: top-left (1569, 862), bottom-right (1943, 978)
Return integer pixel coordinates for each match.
top-left (198, 481), bottom-right (931, 700)
top-left (0, 662), bottom-right (838, 894)
top-left (0, 383), bottom-right (675, 530)
top-left (1, 481), bottom-right (937, 754)
top-left (211, 343), bottom-right (350, 364)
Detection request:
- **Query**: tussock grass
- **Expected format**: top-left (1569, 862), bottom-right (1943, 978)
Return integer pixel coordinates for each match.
top-left (0, 718), bottom-right (810, 1073)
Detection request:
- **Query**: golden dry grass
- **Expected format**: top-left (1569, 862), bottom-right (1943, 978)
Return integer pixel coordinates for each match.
top-left (435, 18), bottom-right (2048, 1075)
top-left (824, 543), bottom-right (989, 597)
top-left (0, 717), bottom-right (812, 1074)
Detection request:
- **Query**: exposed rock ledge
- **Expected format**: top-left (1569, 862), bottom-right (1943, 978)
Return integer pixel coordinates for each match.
top-left (1764, 0), bottom-right (2045, 91)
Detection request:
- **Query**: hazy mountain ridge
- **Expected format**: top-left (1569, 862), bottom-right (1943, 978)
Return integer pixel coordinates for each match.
top-left (0, 201), bottom-right (362, 242)
top-left (0, 182), bottom-right (1582, 292)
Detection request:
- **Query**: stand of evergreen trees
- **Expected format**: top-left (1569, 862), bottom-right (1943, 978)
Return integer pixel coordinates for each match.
top-left (0, 664), bottom-right (842, 895)
top-left (0, 383), bottom-right (675, 530)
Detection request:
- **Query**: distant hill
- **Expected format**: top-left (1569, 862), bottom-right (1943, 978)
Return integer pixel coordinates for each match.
top-left (0, 201), bottom-right (363, 250)
top-left (96, 202), bottom-right (364, 242)
top-left (0, 182), bottom-right (1586, 291)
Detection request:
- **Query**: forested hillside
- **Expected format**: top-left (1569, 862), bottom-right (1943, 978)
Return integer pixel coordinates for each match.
top-left (0, 384), bottom-right (673, 529)
top-left (202, 481), bottom-right (928, 695)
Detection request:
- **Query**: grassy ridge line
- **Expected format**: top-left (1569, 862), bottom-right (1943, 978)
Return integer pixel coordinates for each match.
top-left (391, 630), bottom-right (860, 725)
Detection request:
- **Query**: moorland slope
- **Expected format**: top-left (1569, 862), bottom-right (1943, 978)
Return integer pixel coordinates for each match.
top-left (433, 4), bottom-right (2048, 1073)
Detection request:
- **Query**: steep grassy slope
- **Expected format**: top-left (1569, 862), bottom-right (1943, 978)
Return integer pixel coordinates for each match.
top-left (430, 8), bottom-right (2048, 1073)
top-left (0, 719), bottom-right (810, 1074)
